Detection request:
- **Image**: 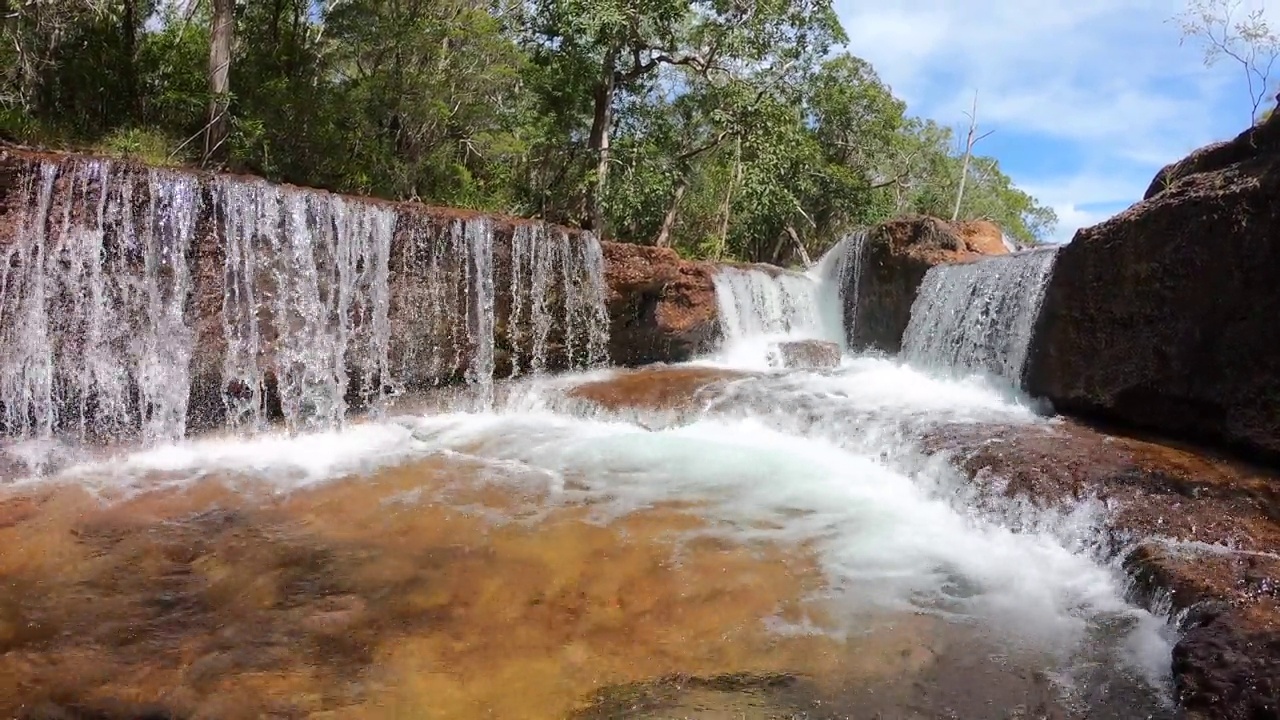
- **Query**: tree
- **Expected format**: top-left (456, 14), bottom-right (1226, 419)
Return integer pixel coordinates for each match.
top-left (524, 0), bottom-right (844, 236)
top-left (951, 90), bottom-right (993, 222)
top-left (203, 0), bottom-right (233, 164)
top-left (0, 0), bottom-right (1057, 256)
top-left (1174, 0), bottom-right (1280, 125)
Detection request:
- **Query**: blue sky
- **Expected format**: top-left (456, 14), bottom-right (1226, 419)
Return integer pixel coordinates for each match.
top-left (832, 0), bottom-right (1265, 242)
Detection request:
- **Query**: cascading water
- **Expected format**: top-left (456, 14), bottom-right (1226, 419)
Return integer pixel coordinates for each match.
top-left (392, 218), bottom-right (609, 408)
top-left (812, 230), bottom-right (869, 346)
top-left (215, 177), bottom-right (396, 432)
top-left (0, 159), bottom-right (200, 444)
top-left (901, 246), bottom-right (1058, 385)
top-left (710, 232), bottom-right (869, 368)
top-left (0, 158), bottom-right (610, 450)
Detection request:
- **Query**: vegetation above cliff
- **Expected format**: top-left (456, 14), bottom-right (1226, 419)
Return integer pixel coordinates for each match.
top-left (0, 0), bottom-right (1056, 263)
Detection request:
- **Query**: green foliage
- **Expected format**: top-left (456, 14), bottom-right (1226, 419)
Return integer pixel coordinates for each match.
top-left (93, 126), bottom-right (184, 165)
top-left (0, 0), bottom-right (1056, 263)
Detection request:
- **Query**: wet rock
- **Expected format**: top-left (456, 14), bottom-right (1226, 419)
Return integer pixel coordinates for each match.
top-left (926, 417), bottom-right (1280, 720)
top-left (1174, 607), bottom-right (1280, 719)
top-left (1026, 115), bottom-right (1280, 462)
top-left (768, 340), bottom-right (841, 370)
top-left (846, 215), bottom-right (1009, 353)
top-left (602, 241), bottom-right (720, 365)
top-left (19, 700), bottom-right (181, 720)
top-left (566, 366), bottom-right (751, 414)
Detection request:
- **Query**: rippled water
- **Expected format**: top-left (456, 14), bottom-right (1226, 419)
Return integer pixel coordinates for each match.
top-left (5, 352), bottom-right (1177, 718)
top-left (0, 249), bottom-right (1180, 718)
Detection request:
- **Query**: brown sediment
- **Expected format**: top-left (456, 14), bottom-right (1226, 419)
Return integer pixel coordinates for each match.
top-left (0, 455), bottom-right (894, 719)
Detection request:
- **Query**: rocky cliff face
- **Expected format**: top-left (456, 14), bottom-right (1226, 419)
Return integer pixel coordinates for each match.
top-left (845, 216), bottom-right (1008, 352)
top-left (1026, 116), bottom-right (1280, 462)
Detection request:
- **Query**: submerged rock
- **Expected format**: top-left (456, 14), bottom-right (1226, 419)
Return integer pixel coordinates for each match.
top-left (1026, 114), bottom-right (1280, 462)
top-left (843, 215), bottom-right (1009, 353)
top-left (602, 242), bottom-right (719, 365)
top-left (768, 340), bottom-right (841, 370)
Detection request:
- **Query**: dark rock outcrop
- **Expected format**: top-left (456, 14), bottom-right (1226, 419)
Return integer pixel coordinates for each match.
top-left (602, 242), bottom-right (719, 365)
top-left (846, 216), bottom-right (1008, 353)
top-left (1026, 116), bottom-right (1280, 462)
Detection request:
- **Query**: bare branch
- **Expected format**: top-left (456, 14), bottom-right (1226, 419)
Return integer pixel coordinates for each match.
top-left (1173, 0), bottom-right (1280, 124)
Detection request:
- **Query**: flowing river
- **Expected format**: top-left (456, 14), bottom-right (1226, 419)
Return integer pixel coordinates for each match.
top-left (0, 248), bottom-right (1178, 720)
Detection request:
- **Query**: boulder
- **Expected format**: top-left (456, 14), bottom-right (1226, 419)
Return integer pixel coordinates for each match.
top-left (844, 216), bottom-right (1009, 353)
top-left (602, 242), bottom-right (719, 365)
top-left (767, 340), bottom-right (841, 370)
top-left (1026, 115), bottom-right (1280, 462)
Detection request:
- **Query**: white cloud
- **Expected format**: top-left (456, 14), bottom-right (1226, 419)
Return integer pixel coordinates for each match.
top-left (833, 0), bottom-right (1264, 241)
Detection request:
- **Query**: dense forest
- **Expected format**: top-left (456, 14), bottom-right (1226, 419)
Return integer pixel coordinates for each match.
top-left (0, 0), bottom-right (1056, 264)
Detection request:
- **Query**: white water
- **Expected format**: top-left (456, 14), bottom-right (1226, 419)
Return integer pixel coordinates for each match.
top-left (0, 159), bottom-right (610, 457)
top-left (0, 171), bottom-right (1172, 712)
top-left (710, 242), bottom-right (858, 368)
top-left (0, 159), bottom-right (200, 444)
top-left (216, 176), bottom-right (397, 432)
top-left (49, 354), bottom-right (1174, 703)
top-left (902, 246), bottom-right (1058, 386)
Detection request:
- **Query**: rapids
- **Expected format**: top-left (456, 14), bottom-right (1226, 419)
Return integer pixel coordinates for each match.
top-left (0, 235), bottom-right (1179, 718)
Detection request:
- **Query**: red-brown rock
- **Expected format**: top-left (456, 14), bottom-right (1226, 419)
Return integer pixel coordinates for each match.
top-left (768, 340), bottom-right (841, 369)
top-left (602, 242), bottom-right (719, 365)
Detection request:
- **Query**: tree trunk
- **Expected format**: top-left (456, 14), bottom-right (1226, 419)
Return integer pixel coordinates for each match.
top-left (952, 91), bottom-right (990, 223)
top-left (204, 0), bottom-right (235, 166)
top-left (586, 49), bottom-right (618, 235)
top-left (785, 225), bottom-right (813, 267)
top-left (715, 136), bottom-right (742, 259)
top-left (123, 0), bottom-right (137, 117)
top-left (654, 178), bottom-right (688, 247)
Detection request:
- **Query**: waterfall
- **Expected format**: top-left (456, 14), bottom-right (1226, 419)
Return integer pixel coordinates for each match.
top-left (710, 264), bottom-right (834, 368)
top-left (811, 230), bottom-right (869, 345)
top-left (0, 156), bottom-right (610, 449)
top-left (714, 267), bottom-right (826, 341)
top-left (901, 247), bottom-right (1058, 385)
top-left (0, 159), bottom-right (200, 444)
top-left (215, 177), bottom-right (395, 433)
top-left (394, 219), bottom-right (609, 408)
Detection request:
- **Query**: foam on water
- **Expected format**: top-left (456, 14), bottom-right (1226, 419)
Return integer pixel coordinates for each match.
top-left (48, 421), bottom-right (423, 494)
top-left (38, 358), bottom-right (1174, 694)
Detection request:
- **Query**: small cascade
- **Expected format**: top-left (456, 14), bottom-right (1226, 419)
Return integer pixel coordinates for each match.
top-left (0, 159), bottom-right (200, 444)
top-left (811, 230), bottom-right (869, 345)
top-left (215, 177), bottom-right (395, 433)
top-left (714, 266), bottom-right (826, 342)
top-left (711, 264), bottom-right (839, 368)
top-left (901, 247), bottom-right (1058, 385)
